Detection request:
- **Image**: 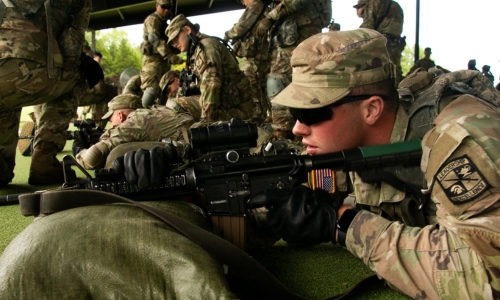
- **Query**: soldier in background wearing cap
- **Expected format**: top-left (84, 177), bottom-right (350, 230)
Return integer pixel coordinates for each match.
top-left (354, 0), bottom-right (405, 84)
top-left (139, 0), bottom-right (183, 108)
top-left (247, 28), bottom-right (500, 298)
top-left (407, 47), bottom-right (436, 75)
top-left (166, 14), bottom-right (258, 124)
top-left (482, 65), bottom-right (495, 86)
top-left (74, 92), bottom-right (198, 170)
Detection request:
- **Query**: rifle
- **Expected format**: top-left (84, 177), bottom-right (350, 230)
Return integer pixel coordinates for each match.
top-left (18, 119), bottom-right (105, 157)
top-left (1, 119), bottom-right (422, 247)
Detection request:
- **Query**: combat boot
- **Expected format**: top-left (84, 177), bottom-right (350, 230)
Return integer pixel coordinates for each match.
top-left (28, 141), bottom-right (75, 185)
top-left (0, 156), bottom-right (15, 187)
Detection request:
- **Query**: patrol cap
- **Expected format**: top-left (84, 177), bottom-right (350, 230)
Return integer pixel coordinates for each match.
top-left (424, 47), bottom-right (431, 52)
top-left (273, 29), bottom-right (396, 109)
top-left (157, 0), bottom-right (172, 5)
top-left (102, 94), bottom-right (143, 119)
top-left (166, 14), bottom-right (194, 45)
top-left (159, 70), bottom-right (181, 92)
top-left (353, 0), bottom-right (368, 9)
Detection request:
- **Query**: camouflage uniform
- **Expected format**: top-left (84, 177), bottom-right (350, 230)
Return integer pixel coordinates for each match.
top-left (159, 70), bottom-right (202, 122)
top-left (140, 0), bottom-right (182, 106)
top-left (0, 0), bottom-right (92, 185)
top-left (264, 0), bottom-right (331, 137)
top-left (166, 14), bottom-right (256, 123)
top-left (272, 29), bottom-right (500, 299)
top-left (408, 57), bottom-right (435, 74)
top-left (122, 74), bottom-right (143, 97)
top-left (224, 0), bottom-right (271, 123)
top-left (77, 79), bottom-right (118, 128)
top-left (76, 94), bottom-right (195, 170)
top-left (357, 0), bottom-right (405, 83)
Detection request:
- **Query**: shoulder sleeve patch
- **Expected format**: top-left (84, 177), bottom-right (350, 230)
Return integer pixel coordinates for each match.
top-left (436, 155), bottom-right (490, 205)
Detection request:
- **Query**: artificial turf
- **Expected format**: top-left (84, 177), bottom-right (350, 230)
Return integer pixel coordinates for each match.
top-left (0, 109), bottom-right (410, 299)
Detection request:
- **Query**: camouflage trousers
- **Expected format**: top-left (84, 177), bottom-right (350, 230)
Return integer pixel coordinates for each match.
top-left (140, 54), bottom-right (171, 93)
top-left (77, 80), bottom-right (118, 128)
top-left (269, 46), bottom-right (295, 133)
top-left (240, 56), bottom-right (271, 123)
top-left (0, 58), bottom-right (85, 182)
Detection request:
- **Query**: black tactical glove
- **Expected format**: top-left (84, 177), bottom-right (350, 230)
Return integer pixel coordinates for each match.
top-left (78, 54), bottom-right (104, 89)
top-left (111, 144), bottom-right (183, 191)
top-left (72, 130), bottom-right (90, 157)
top-left (247, 186), bottom-right (340, 248)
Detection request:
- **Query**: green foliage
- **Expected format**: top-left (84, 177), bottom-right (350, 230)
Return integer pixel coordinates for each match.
top-left (85, 29), bottom-right (142, 78)
top-left (401, 45), bottom-right (425, 77)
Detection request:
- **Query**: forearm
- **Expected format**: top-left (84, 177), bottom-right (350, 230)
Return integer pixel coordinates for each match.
top-left (199, 67), bottom-right (222, 121)
top-left (75, 142), bottom-right (109, 170)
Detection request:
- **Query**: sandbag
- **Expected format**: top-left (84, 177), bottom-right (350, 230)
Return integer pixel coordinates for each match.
top-left (0, 200), bottom-right (237, 299)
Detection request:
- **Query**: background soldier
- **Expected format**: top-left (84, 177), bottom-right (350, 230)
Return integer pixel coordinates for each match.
top-left (354, 0), bottom-right (405, 83)
top-left (0, 0), bottom-right (100, 186)
top-left (407, 47), bottom-right (436, 75)
top-left (482, 65), bottom-right (495, 86)
top-left (468, 59), bottom-right (479, 71)
top-left (328, 21), bottom-right (341, 31)
top-left (224, 0), bottom-right (272, 123)
top-left (255, 0), bottom-right (331, 139)
top-left (140, 0), bottom-right (183, 108)
top-left (166, 14), bottom-right (257, 123)
top-left (74, 93), bottom-right (197, 170)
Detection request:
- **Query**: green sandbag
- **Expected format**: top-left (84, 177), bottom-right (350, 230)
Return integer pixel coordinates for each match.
top-left (0, 200), bottom-right (237, 299)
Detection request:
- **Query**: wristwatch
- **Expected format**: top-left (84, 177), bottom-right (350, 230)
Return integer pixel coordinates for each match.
top-left (336, 208), bottom-right (360, 247)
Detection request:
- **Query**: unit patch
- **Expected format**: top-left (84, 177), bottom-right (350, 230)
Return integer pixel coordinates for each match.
top-left (436, 155), bottom-right (490, 204)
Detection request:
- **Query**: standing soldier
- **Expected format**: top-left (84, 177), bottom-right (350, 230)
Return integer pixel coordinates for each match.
top-left (140, 0), bottom-right (183, 108)
top-left (354, 0), bottom-right (405, 83)
top-left (224, 0), bottom-right (272, 123)
top-left (0, 0), bottom-right (99, 186)
top-left (255, 0), bottom-right (332, 139)
top-left (166, 14), bottom-right (256, 123)
top-left (408, 47), bottom-right (435, 75)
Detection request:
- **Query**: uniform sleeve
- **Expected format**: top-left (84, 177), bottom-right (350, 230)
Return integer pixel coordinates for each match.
top-left (227, 2), bottom-right (264, 39)
top-left (197, 41), bottom-right (224, 121)
top-left (359, 0), bottom-right (391, 30)
top-left (71, 0), bottom-right (92, 38)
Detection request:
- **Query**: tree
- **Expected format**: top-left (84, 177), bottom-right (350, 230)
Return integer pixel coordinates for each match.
top-left (401, 45), bottom-right (425, 77)
top-left (85, 29), bottom-right (142, 79)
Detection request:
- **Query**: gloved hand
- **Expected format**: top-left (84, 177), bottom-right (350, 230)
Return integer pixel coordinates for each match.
top-left (256, 17), bottom-right (274, 38)
top-left (78, 54), bottom-right (104, 89)
top-left (111, 144), bottom-right (183, 191)
top-left (247, 186), bottom-right (340, 248)
top-left (72, 130), bottom-right (90, 157)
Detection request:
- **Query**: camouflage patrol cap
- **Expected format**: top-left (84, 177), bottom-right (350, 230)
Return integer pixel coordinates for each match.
top-left (273, 29), bottom-right (396, 109)
top-left (102, 94), bottom-right (143, 119)
top-left (353, 0), bottom-right (368, 9)
top-left (166, 14), bottom-right (194, 45)
top-left (159, 70), bottom-right (181, 92)
top-left (156, 0), bottom-right (172, 5)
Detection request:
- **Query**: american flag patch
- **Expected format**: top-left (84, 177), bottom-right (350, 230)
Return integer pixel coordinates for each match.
top-left (309, 169), bottom-right (335, 193)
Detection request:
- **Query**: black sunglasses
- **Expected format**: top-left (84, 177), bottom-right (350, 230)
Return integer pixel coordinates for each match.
top-left (289, 95), bottom-right (373, 126)
top-left (161, 4), bottom-right (172, 9)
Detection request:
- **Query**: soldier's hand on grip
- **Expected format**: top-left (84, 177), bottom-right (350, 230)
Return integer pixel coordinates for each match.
top-left (111, 144), bottom-right (182, 191)
top-left (247, 186), bottom-right (339, 248)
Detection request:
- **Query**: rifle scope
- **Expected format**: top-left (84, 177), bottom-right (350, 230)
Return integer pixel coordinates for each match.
top-left (190, 118), bottom-right (258, 153)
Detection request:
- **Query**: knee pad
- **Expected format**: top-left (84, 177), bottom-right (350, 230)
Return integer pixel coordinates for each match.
top-left (142, 87), bottom-right (159, 108)
top-left (267, 75), bottom-right (285, 99)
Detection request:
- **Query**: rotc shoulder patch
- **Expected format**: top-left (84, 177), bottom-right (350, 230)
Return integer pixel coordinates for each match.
top-left (435, 155), bottom-right (490, 205)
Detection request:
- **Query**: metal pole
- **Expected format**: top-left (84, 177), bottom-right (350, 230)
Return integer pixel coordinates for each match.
top-left (414, 0), bottom-right (420, 61)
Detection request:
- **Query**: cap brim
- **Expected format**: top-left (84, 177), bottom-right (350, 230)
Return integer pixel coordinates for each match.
top-left (101, 109), bottom-right (114, 120)
top-left (272, 82), bottom-right (351, 109)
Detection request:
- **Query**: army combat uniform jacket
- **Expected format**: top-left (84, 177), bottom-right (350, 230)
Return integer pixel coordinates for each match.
top-left (76, 105), bottom-right (194, 170)
top-left (343, 71), bottom-right (500, 299)
top-left (188, 33), bottom-right (255, 122)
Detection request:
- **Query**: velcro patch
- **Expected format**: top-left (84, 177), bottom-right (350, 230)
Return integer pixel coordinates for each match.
top-left (309, 169), bottom-right (335, 193)
top-left (436, 155), bottom-right (490, 205)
